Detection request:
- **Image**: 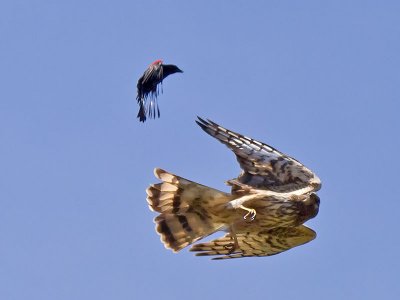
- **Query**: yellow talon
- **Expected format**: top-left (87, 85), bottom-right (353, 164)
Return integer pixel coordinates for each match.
top-left (224, 243), bottom-right (237, 254)
top-left (239, 205), bottom-right (256, 221)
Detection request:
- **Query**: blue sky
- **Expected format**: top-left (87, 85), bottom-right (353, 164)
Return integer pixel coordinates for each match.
top-left (1, 1), bottom-right (400, 299)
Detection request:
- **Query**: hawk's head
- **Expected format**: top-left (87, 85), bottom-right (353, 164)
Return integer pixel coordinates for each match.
top-left (296, 193), bottom-right (320, 224)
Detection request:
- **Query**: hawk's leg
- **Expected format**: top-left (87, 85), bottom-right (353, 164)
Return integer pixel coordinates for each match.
top-left (224, 225), bottom-right (240, 254)
top-left (239, 205), bottom-right (257, 221)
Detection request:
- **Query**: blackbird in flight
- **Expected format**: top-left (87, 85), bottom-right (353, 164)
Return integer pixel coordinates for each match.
top-left (136, 60), bottom-right (183, 122)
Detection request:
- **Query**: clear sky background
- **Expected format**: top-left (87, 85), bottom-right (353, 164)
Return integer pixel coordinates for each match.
top-left (1, 1), bottom-right (400, 299)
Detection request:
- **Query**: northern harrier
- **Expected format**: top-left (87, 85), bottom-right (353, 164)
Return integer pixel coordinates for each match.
top-left (146, 117), bottom-right (321, 259)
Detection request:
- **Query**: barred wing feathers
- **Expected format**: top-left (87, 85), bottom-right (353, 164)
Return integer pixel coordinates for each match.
top-left (190, 225), bottom-right (316, 260)
top-left (196, 117), bottom-right (321, 194)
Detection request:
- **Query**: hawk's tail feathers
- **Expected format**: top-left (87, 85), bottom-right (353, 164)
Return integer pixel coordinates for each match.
top-left (147, 168), bottom-right (231, 252)
top-left (154, 213), bottom-right (221, 252)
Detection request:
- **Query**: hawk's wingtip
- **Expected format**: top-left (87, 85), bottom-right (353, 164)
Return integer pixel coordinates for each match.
top-left (195, 117), bottom-right (220, 129)
top-left (195, 116), bottom-right (208, 129)
top-left (196, 116), bottom-right (206, 123)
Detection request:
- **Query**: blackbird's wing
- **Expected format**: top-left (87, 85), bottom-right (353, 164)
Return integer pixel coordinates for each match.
top-left (136, 64), bottom-right (163, 122)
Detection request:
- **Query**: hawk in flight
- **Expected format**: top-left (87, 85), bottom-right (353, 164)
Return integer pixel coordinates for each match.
top-left (146, 117), bottom-right (321, 259)
top-left (136, 60), bottom-right (183, 122)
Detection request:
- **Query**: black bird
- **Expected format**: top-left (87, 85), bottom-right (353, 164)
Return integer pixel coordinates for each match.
top-left (136, 59), bottom-right (183, 122)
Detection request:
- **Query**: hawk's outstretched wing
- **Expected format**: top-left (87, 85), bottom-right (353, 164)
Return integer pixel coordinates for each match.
top-left (196, 117), bottom-right (321, 194)
top-left (190, 225), bottom-right (316, 260)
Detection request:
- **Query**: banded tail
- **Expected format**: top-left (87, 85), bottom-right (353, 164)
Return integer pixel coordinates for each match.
top-left (146, 168), bottom-right (232, 252)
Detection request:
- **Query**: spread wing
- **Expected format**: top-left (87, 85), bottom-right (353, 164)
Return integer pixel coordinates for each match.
top-left (196, 117), bottom-right (321, 193)
top-left (190, 225), bottom-right (316, 260)
top-left (139, 64), bottom-right (163, 89)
